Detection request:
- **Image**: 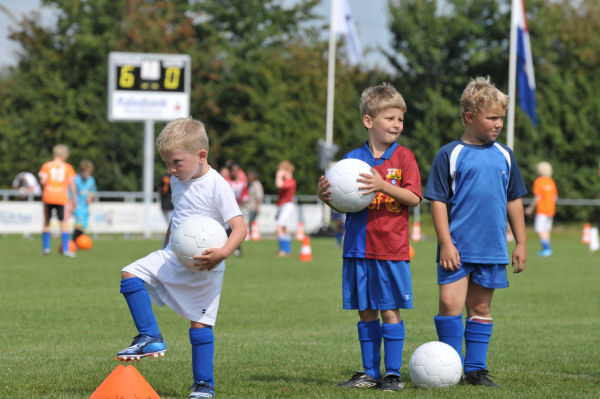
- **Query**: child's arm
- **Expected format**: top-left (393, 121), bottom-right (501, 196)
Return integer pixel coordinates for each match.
top-left (524, 195), bottom-right (539, 216)
top-left (69, 177), bottom-right (77, 210)
top-left (317, 175), bottom-right (345, 213)
top-left (163, 220), bottom-right (172, 249)
top-left (431, 200), bottom-right (461, 271)
top-left (194, 215), bottom-right (247, 271)
top-left (507, 198), bottom-right (527, 273)
top-left (358, 168), bottom-right (421, 207)
top-left (275, 169), bottom-right (286, 188)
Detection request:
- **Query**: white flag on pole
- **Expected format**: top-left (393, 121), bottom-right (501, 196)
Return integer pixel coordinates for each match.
top-left (333, 0), bottom-right (362, 66)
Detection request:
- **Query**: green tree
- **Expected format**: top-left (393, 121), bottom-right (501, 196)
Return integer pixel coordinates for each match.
top-left (385, 0), bottom-right (600, 221)
top-left (0, 0), bottom-right (373, 196)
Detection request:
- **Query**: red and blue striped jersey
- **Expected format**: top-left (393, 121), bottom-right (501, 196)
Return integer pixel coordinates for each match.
top-left (342, 142), bottom-right (422, 261)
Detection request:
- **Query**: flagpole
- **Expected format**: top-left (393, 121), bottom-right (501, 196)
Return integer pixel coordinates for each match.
top-left (325, 0), bottom-right (337, 147)
top-left (507, 0), bottom-right (518, 150)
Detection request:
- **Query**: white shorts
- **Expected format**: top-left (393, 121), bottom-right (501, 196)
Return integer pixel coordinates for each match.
top-left (276, 202), bottom-right (295, 229)
top-left (534, 214), bottom-right (553, 233)
top-left (122, 248), bottom-right (224, 325)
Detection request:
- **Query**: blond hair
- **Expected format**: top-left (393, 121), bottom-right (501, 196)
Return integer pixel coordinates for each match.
top-left (360, 82), bottom-right (406, 117)
top-left (277, 160), bottom-right (294, 174)
top-left (53, 144), bottom-right (69, 160)
top-left (156, 118), bottom-right (209, 154)
top-left (536, 161), bottom-right (553, 177)
top-left (460, 77), bottom-right (509, 126)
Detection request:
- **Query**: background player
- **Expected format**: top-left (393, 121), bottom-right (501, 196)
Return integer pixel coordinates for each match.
top-left (38, 144), bottom-right (77, 256)
top-left (318, 83), bottom-right (422, 391)
top-left (72, 160), bottom-right (97, 242)
top-left (275, 160), bottom-right (297, 257)
top-left (525, 161), bottom-right (558, 257)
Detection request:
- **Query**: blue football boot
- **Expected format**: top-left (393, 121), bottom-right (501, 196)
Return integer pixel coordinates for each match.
top-left (116, 334), bottom-right (166, 362)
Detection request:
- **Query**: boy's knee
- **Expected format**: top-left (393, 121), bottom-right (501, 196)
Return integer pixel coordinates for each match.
top-left (119, 276), bottom-right (145, 294)
top-left (121, 271), bottom-right (137, 279)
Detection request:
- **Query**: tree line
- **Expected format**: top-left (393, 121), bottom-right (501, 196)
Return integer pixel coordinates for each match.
top-left (0, 0), bottom-right (598, 221)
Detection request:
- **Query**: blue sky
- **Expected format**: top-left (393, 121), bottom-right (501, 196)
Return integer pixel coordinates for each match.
top-left (0, 0), bottom-right (394, 70)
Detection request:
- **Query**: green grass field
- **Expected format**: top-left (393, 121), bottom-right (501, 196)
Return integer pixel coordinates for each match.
top-left (1, 227), bottom-right (598, 398)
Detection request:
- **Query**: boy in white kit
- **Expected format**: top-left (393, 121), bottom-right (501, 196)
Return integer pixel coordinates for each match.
top-left (116, 118), bottom-right (247, 399)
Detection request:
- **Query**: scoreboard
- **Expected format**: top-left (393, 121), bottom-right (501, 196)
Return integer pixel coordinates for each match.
top-left (108, 52), bottom-right (191, 121)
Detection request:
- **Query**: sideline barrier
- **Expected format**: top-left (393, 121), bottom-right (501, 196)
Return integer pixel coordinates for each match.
top-left (0, 200), bottom-right (323, 236)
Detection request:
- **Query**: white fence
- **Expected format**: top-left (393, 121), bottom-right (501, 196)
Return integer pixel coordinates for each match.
top-left (2, 189), bottom-right (599, 236)
top-left (0, 190), bottom-right (324, 236)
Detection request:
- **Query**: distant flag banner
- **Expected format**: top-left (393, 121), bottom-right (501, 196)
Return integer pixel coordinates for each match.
top-left (333, 0), bottom-right (362, 66)
top-left (515, 0), bottom-right (537, 125)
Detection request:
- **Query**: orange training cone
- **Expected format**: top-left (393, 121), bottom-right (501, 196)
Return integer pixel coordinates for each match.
top-left (89, 365), bottom-right (160, 399)
top-left (411, 221), bottom-right (421, 242)
top-left (582, 223), bottom-right (591, 244)
top-left (299, 235), bottom-right (312, 262)
top-left (251, 221), bottom-right (260, 241)
top-left (296, 221), bottom-right (305, 241)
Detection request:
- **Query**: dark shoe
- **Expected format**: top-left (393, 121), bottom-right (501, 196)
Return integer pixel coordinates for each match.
top-left (337, 371), bottom-right (380, 389)
top-left (464, 369), bottom-right (498, 387)
top-left (380, 373), bottom-right (404, 391)
top-left (189, 381), bottom-right (214, 398)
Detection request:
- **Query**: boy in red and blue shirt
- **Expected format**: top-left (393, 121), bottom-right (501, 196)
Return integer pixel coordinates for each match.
top-left (318, 83), bottom-right (422, 391)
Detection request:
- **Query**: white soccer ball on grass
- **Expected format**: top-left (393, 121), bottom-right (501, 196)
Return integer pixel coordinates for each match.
top-left (170, 215), bottom-right (228, 270)
top-left (325, 158), bottom-right (376, 213)
top-left (409, 341), bottom-right (463, 388)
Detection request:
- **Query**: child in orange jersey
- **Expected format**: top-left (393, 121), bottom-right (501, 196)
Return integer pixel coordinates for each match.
top-left (38, 144), bottom-right (77, 257)
top-left (525, 161), bottom-right (558, 257)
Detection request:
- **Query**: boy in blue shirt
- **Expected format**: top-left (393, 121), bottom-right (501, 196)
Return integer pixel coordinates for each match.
top-left (72, 160), bottom-right (97, 242)
top-left (424, 77), bottom-right (527, 387)
top-left (318, 83), bottom-right (422, 391)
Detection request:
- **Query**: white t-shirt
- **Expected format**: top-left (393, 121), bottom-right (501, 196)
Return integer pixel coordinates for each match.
top-left (12, 171), bottom-right (42, 195)
top-left (168, 167), bottom-right (241, 252)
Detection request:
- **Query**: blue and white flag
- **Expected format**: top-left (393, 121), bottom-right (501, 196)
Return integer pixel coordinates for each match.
top-left (333, 0), bottom-right (362, 66)
top-left (514, 0), bottom-right (537, 125)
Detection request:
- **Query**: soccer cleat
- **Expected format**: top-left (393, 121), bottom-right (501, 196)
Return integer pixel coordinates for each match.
top-left (538, 248), bottom-right (553, 257)
top-left (380, 373), bottom-right (404, 391)
top-left (189, 381), bottom-right (214, 399)
top-left (116, 334), bottom-right (166, 362)
top-left (63, 251), bottom-right (76, 258)
top-left (464, 369), bottom-right (499, 387)
top-left (42, 248), bottom-right (51, 255)
top-left (337, 371), bottom-right (380, 389)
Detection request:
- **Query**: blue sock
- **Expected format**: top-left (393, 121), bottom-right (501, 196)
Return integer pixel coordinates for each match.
top-left (61, 232), bottom-right (70, 252)
top-left (382, 321), bottom-right (405, 376)
top-left (42, 232), bottom-right (51, 251)
top-left (357, 320), bottom-right (382, 379)
top-left (120, 277), bottom-right (160, 338)
top-left (434, 314), bottom-right (464, 364)
top-left (190, 327), bottom-right (215, 388)
top-left (464, 318), bottom-right (493, 374)
top-left (541, 239), bottom-right (551, 250)
top-left (279, 235), bottom-right (291, 254)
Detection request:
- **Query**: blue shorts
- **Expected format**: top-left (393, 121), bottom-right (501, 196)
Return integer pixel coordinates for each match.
top-left (437, 262), bottom-right (509, 289)
top-left (342, 258), bottom-right (413, 311)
